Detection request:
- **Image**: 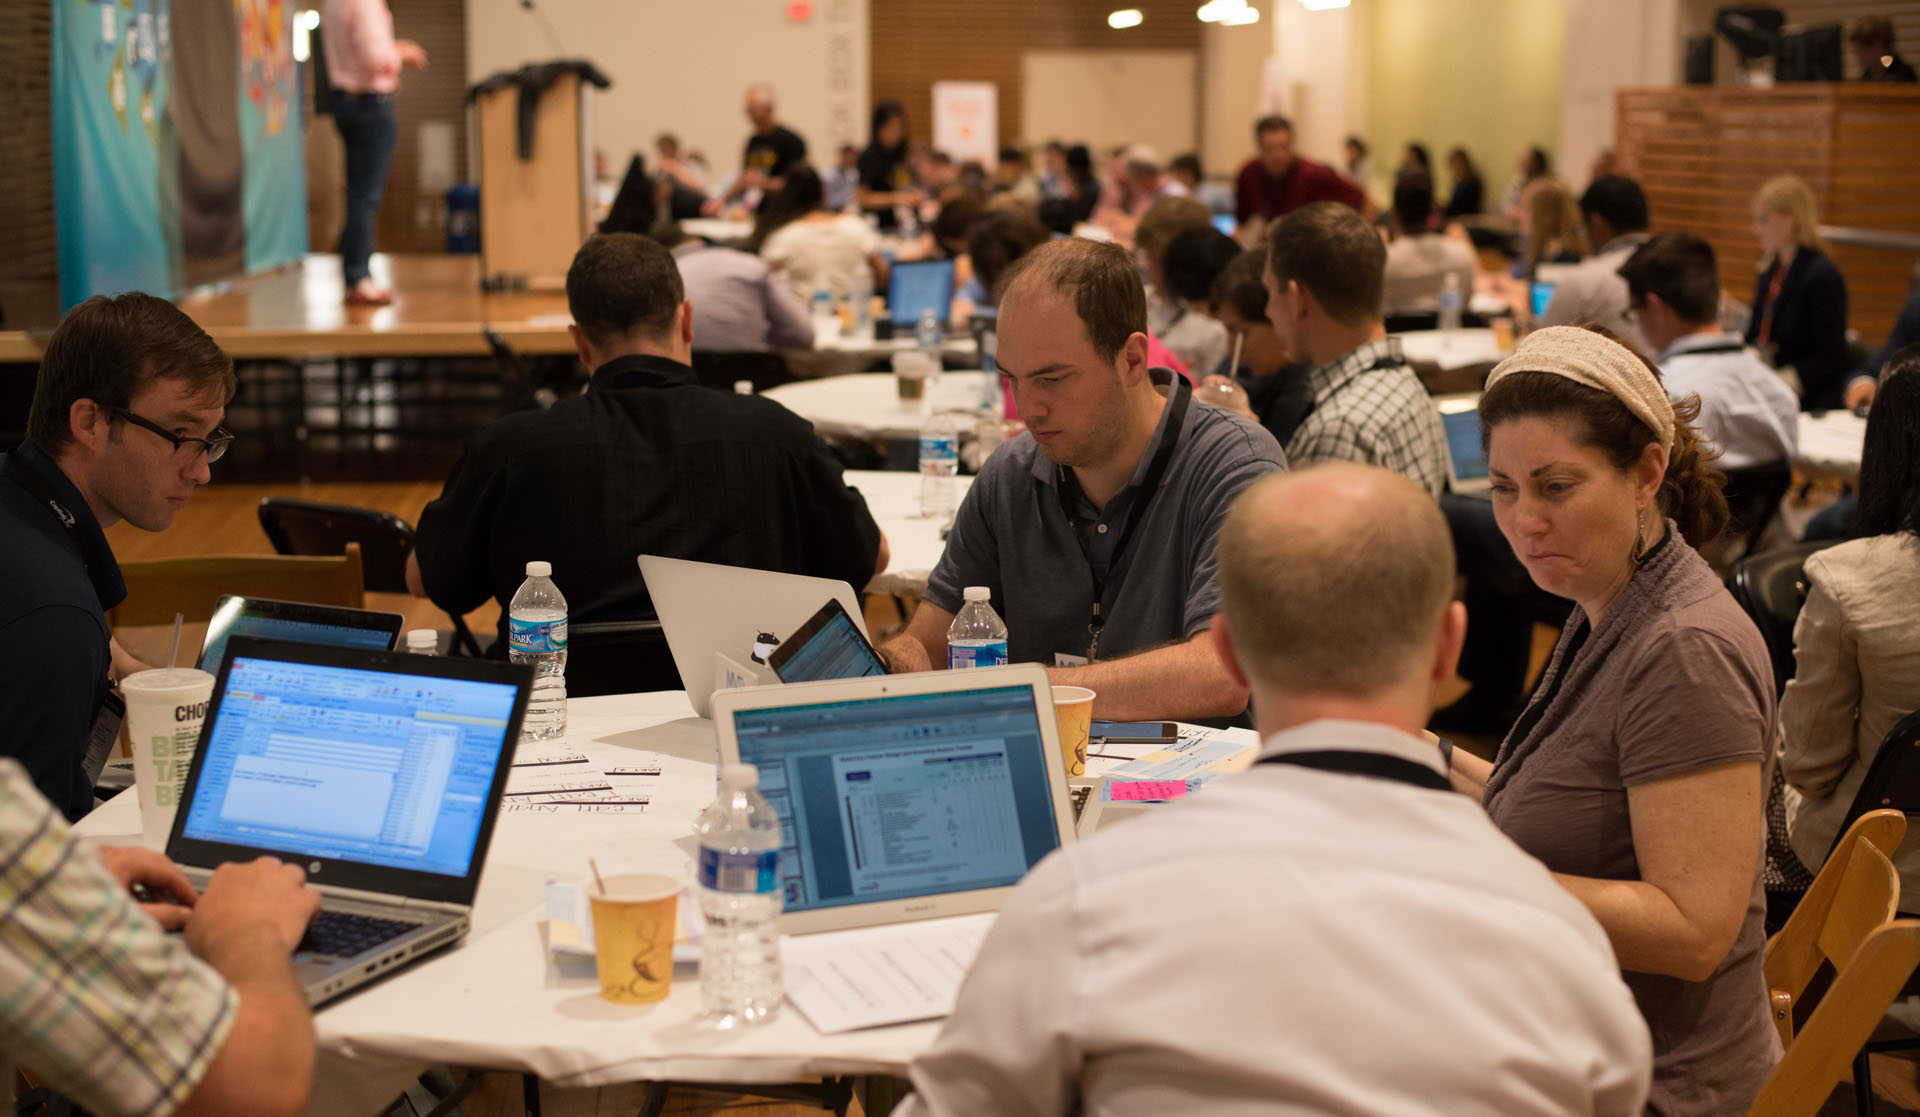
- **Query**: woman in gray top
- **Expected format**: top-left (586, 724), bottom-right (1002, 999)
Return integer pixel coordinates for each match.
top-left (1449, 326), bottom-right (1780, 1114)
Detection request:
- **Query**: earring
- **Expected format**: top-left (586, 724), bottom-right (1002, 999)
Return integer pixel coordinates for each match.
top-left (1630, 505), bottom-right (1649, 567)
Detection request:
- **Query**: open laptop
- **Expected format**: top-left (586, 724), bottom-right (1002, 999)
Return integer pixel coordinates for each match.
top-left (1435, 393), bottom-right (1491, 495)
top-left (197, 594), bottom-right (404, 670)
top-left (637, 555), bottom-right (869, 718)
top-left (888, 258), bottom-right (957, 328)
top-left (767, 598), bottom-right (887, 684)
top-left (1529, 261), bottom-right (1579, 321)
top-left (168, 636), bottom-right (529, 1006)
top-left (711, 665), bottom-right (1076, 935)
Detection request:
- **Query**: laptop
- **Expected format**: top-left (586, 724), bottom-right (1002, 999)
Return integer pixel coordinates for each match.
top-left (767, 598), bottom-right (887, 684)
top-left (711, 665), bottom-right (1077, 935)
top-left (637, 555), bottom-right (869, 718)
top-left (168, 636), bottom-right (530, 1006)
top-left (888, 258), bottom-right (957, 328)
top-left (1435, 393), bottom-right (1491, 494)
top-left (197, 594), bottom-right (404, 670)
top-left (1529, 261), bottom-right (1579, 321)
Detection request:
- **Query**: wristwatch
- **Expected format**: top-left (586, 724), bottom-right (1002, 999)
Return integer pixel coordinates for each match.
top-left (1436, 736), bottom-right (1455, 771)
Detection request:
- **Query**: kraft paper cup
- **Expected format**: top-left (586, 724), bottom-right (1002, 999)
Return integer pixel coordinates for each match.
top-left (1051, 686), bottom-right (1096, 779)
top-left (121, 667), bottom-right (216, 848)
top-left (590, 873), bottom-right (682, 1005)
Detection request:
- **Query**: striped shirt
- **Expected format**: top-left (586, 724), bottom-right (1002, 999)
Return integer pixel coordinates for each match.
top-left (0, 761), bottom-right (236, 1116)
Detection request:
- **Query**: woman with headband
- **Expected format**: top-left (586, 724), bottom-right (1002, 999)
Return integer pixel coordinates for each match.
top-left (1447, 325), bottom-right (1778, 1112)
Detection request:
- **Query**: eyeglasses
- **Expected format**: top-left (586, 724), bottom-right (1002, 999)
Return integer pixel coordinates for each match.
top-left (105, 405), bottom-right (234, 464)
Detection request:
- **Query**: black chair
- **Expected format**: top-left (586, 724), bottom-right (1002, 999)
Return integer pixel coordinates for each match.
top-left (1726, 539), bottom-right (1841, 697)
top-left (565, 619), bottom-right (682, 698)
top-left (1722, 460), bottom-right (1795, 559)
top-left (689, 350), bottom-right (792, 395)
top-left (256, 497), bottom-right (485, 657)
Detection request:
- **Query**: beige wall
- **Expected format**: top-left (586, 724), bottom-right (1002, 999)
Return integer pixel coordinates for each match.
top-left (1022, 51), bottom-right (1198, 163)
top-left (1559, 0), bottom-right (1680, 197)
top-left (466, 0), bottom-right (869, 185)
top-left (1199, 2), bottom-right (1272, 183)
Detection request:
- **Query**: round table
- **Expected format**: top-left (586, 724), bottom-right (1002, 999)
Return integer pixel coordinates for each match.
top-left (846, 470), bottom-right (974, 599)
top-left (1795, 411), bottom-right (1867, 481)
top-left (764, 372), bottom-right (1000, 443)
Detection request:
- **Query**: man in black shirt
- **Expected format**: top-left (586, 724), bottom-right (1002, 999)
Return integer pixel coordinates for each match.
top-left (724, 83), bottom-right (807, 205)
top-left (1852, 17), bottom-right (1918, 81)
top-left (0, 294), bottom-right (234, 819)
top-left (408, 233), bottom-right (888, 650)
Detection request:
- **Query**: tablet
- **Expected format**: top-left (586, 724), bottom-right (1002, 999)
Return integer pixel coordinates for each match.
top-left (768, 598), bottom-right (888, 684)
top-left (198, 595), bottom-right (404, 670)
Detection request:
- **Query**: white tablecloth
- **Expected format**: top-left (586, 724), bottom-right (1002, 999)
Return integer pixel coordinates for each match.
top-left (765, 372), bottom-right (1000, 442)
top-left (1795, 411), bottom-right (1867, 479)
top-left (847, 470), bottom-right (972, 599)
top-left (73, 692), bottom-right (950, 1115)
top-left (679, 218), bottom-right (754, 242)
top-left (813, 330), bottom-right (979, 360)
top-left (1395, 328), bottom-right (1505, 372)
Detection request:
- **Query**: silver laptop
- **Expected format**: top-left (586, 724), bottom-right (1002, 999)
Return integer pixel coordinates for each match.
top-left (168, 636), bottom-right (529, 1006)
top-left (638, 555), bottom-right (869, 718)
top-left (1435, 392), bottom-right (1490, 495)
top-left (711, 665), bottom-right (1077, 935)
top-left (197, 594), bottom-right (404, 670)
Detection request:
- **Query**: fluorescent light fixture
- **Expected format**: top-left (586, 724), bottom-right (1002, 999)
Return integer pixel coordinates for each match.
top-left (1108, 8), bottom-right (1144, 28)
top-left (1299, 0), bottom-right (1351, 10)
top-left (1197, 0), bottom-right (1247, 23)
top-left (1223, 7), bottom-right (1260, 23)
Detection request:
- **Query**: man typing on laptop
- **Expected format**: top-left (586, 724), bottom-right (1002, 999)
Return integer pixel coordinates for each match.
top-left (895, 465), bottom-right (1652, 1116)
top-left (878, 238), bottom-right (1286, 722)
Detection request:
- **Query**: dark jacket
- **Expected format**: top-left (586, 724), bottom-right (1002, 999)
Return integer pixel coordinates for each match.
top-left (1747, 247), bottom-right (1850, 411)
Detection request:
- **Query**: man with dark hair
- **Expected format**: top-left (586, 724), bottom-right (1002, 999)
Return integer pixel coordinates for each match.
top-left (1382, 171), bottom-right (1476, 314)
top-left (879, 238), bottom-right (1285, 722)
top-left (1851, 16), bottom-right (1917, 81)
top-left (1232, 115), bottom-right (1366, 241)
top-left (409, 232), bottom-right (887, 649)
top-left (1264, 202), bottom-right (1449, 494)
top-left (1539, 174), bottom-right (1653, 357)
top-left (1206, 248), bottom-right (1314, 446)
top-left (1157, 226), bottom-right (1237, 377)
top-left (1620, 232), bottom-right (1798, 470)
top-left (652, 224), bottom-right (815, 352)
top-left (1, 293), bottom-right (234, 820)
top-left (1168, 152), bottom-right (1234, 216)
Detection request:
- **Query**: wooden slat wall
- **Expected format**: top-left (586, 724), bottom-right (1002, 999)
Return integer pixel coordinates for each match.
top-left (0, 1), bottom-right (57, 330)
top-left (869, 0), bottom-right (1202, 151)
top-left (370, 0), bottom-right (468, 255)
top-left (1616, 85), bottom-right (1920, 348)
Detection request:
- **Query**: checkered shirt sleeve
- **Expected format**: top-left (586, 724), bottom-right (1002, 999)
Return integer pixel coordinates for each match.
top-left (1286, 339), bottom-right (1451, 496)
top-left (0, 761), bottom-right (236, 1117)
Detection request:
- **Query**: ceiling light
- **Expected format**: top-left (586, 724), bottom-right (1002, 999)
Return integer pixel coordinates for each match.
top-left (1299, 0), bottom-right (1351, 10)
top-left (1108, 8), bottom-right (1144, 28)
top-left (1197, 0), bottom-right (1247, 23)
top-left (1223, 7), bottom-right (1260, 23)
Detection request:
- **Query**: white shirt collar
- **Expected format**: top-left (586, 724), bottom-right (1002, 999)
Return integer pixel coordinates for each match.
top-left (1658, 330), bottom-right (1744, 363)
top-left (1257, 718), bottom-right (1448, 777)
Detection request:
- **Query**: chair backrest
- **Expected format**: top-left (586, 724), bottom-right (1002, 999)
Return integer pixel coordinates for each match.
top-left (1749, 920), bottom-right (1920, 1116)
top-left (566, 619), bottom-right (683, 699)
top-left (1830, 710), bottom-right (1920, 862)
top-left (110, 545), bottom-right (366, 628)
top-left (257, 498), bottom-right (415, 595)
top-left (1728, 539), bottom-right (1841, 696)
top-left (1766, 810), bottom-right (1905, 1048)
top-left (688, 350), bottom-right (792, 395)
top-left (1721, 460), bottom-right (1794, 559)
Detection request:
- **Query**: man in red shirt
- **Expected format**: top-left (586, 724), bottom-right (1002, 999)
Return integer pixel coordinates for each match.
top-left (1233, 115), bottom-right (1367, 244)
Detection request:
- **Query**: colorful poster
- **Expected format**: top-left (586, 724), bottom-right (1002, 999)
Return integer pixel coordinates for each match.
top-left (239, 0), bottom-right (305, 274)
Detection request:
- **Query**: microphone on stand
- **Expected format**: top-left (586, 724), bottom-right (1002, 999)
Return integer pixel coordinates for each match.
top-left (519, 0), bottom-right (567, 58)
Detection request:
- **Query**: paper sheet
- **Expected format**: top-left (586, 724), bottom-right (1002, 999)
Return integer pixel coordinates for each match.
top-left (782, 913), bottom-right (997, 1034)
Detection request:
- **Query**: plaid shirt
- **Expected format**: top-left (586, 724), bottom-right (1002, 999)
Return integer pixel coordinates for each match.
top-left (1287, 337), bottom-right (1450, 496)
top-left (0, 761), bottom-right (235, 1116)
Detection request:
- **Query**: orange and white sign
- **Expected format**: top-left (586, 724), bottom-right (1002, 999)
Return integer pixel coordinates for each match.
top-left (932, 81), bottom-right (998, 168)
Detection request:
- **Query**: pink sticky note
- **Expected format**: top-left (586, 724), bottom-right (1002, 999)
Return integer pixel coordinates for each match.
top-left (1108, 779), bottom-right (1187, 802)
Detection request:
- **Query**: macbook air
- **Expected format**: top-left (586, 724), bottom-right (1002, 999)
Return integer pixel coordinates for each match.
top-left (197, 594), bottom-right (404, 671)
top-left (637, 555), bottom-right (868, 718)
top-left (711, 665), bottom-right (1077, 935)
top-left (169, 637), bottom-right (529, 1006)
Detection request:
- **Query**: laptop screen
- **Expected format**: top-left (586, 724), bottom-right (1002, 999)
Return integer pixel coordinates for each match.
top-left (199, 597), bottom-right (398, 671)
top-left (888, 259), bottom-right (956, 326)
top-left (769, 600), bottom-right (886, 684)
top-left (729, 683), bottom-right (1063, 913)
top-left (1440, 405), bottom-right (1489, 483)
top-left (180, 653), bottom-right (519, 878)
top-left (1529, 280), bottom-right (1555, 319)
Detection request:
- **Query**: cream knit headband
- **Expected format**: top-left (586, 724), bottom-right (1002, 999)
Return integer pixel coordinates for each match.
top-left (1484, 326), bottom-right (1675, 454)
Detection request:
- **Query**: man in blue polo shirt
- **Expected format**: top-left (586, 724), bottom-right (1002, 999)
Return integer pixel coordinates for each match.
top-left (0, 293), bottom-right (233, 819)
top-left (879, 238), bottom-right (1287, 721)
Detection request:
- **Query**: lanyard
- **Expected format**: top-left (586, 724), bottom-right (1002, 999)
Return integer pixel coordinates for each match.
top-left (1257, 749), bottom-right (1453, 793)
top-left (3, 451), bottom-right (87, 562)
top-left (1055, 378), bottom-right (1192, 662)
top-left (1673, 341), bottom-right (1750, 358)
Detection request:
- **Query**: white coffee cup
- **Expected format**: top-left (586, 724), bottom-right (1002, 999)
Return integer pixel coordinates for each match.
top-left (120, 667), bottom-right (216, 848)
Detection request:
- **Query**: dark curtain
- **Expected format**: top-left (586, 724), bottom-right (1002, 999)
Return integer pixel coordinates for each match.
top-left (171, 0), bottom-right (245, 286)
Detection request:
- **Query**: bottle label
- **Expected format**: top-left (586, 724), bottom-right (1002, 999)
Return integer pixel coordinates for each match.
top-left (698, 847), bottom-right (779, 894)
top-left (509, 616), bottom-right (568, 654)
top-left (919, 435), bottom-right (957, 462)
top-left (948, 641), bottom-right (1009, 670)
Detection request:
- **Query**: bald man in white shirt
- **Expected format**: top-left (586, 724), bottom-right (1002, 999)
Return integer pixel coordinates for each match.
top-left (896, 464), bottom-right (1653, 1117)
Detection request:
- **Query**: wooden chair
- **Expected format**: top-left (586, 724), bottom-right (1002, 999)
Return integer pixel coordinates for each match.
top-left (1751, 919), bottom-right (1920, 1116)
top-left (1766, 809), bottom-right (1906, 1048)
top-left (110, 544), bottom-right (365, 628)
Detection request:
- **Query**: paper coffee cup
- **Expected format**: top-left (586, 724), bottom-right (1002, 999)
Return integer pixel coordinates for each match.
top-left (589, 873), bottom-right (682, 1005)
top-left (1051, 686), bottom-right (1096, 779)
top-left (121, 667), bottom-right (215, 848)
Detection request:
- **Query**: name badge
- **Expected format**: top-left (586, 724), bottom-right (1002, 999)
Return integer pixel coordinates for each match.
top-left (1053, 653), bottom-right (1088, 668)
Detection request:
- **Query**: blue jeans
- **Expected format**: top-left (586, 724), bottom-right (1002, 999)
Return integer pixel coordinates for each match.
top-left (332, 93), bottom-right (398, 286)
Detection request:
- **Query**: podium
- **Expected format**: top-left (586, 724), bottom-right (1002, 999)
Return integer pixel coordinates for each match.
top-left (471, 68), bottom-right (597, 291)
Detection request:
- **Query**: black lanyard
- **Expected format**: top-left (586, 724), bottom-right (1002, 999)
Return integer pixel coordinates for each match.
top-left (1672, 341), bottom-right (1748, 358)
top-left (1055, 378), bottom-right (1191, 662)
top-left (1257, 749), bottom-right (1453, 792)
top-left (3, 451), bottom-right (87, 561)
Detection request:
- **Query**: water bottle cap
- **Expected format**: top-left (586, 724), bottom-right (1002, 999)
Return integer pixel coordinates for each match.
top-left (720, 763), bottom-right (760, 790)
top-left (963, 586), bottom-right (991, 602)
top-left (406, 629), bottom-right (437, 649)
top-left (525, 560), bottom-right (552, 577)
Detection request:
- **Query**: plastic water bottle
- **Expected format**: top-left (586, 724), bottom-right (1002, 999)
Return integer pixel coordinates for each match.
top-left (404, 629), bottom-right (437, 656)
top-left (1440, 272), bottom-right (1464, 338)
top-left (918, 411), bottom-right (959, 521)
top-left (508, 560), bottom-right (568, 740)
top-left (916, 307), bottom-right (942, 350)
top-left (848, 268), bottom-right (874, 341)
top-left (810, 286), bottom-right (837, 341)
top-left (696, 764), bottom-right (783, 1028)
top-left (947, 586), bottom-right (1009, 669)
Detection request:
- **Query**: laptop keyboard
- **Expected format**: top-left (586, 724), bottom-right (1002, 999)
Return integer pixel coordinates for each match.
top-left (296, 911), bottom-right (422, 958)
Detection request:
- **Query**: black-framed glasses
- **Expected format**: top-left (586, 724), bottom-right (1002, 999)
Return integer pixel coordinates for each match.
top-left (105, 405), bottom-right (234, 464)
